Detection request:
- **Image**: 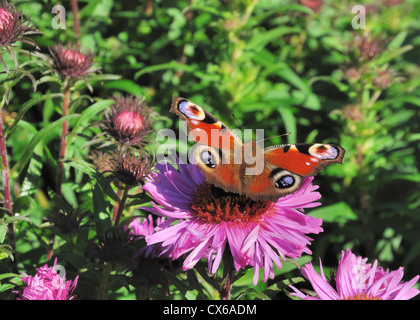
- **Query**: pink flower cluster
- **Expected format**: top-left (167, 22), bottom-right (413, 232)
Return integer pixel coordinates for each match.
top-left (15, 259), bottom-right (78, 300)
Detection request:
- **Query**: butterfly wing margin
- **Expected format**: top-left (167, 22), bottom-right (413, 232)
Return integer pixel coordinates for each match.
top-left (263, 143), bottom-right (345, 177)
top-left (170, 97), bottom-right (243, 150)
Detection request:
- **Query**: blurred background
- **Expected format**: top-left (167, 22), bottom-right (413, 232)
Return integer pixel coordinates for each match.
top-left (1, 0), bottom-right (419, 299)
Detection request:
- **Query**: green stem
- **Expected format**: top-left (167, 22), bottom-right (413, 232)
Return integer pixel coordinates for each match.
top-left (219, 250), bottom-right (234, 300)
top-left (98, 262), bottom-right (112, 300)
top-left (114, 188), bottom-right (129, 226)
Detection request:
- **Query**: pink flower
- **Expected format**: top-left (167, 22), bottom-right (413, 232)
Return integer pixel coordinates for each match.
top-left (126, 214), bottom-right (166, 258)
top-left (115, 111), bottom-right (146, 137)
top-left (15, 258), bottom-right (78, 300)
top-left (142, 161), bottom-right (323, 285)
top-left (100, 95), bottom-right (154, 146)
top-left (290, 248), bottom-right (420, 300)
top-left (49, 43), bottom-right (98, 79)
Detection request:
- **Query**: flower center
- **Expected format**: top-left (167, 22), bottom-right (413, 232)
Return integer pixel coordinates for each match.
top-left (62, 49), bottom-right (86, 66)
top-left (0, 8), bottom-right (14, 37)
top-left (189, 182), bottom-right (274, 223)
top-left (344, 293), bottom-right (382, 300)
top-left (115, 111), bottom-right (146, 135)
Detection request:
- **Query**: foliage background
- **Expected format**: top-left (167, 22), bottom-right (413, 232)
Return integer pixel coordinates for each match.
top-left (0, 0), bottom-right (419, 299)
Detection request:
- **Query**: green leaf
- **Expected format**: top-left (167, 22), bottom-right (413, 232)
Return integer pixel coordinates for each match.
top-left (234, 287), bottom-right (271, 300)
top-left (262, 277), bottom-right (304, 298)
top-left (0, 273), bottom-right (19, 281)
top-left (309, 202), bottom-right (358, 223)
top-left (5, 93), bottom-right (64, 137)
top-left (134, 61), bottom-right (196, 80)
top-left (278, 107), bottom-right (296, 144)
top-left (0, 223), bottom-right (6, 244)
top-left (10, 114), bottom-right (81, 178)
top-left (12, 195), bottom-right (35, 215)
top-left (102, 79), bottom-right (145, 96)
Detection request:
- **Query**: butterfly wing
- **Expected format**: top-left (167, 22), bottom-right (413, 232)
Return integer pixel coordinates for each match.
top-left (241, 143), bottom-right (345, 201)
top-left (264, 143), bottom-right (345, 176)
top-left (171, 97), bottom-right (346, 202)
top-left (170, 97), bottom-right (244, 194)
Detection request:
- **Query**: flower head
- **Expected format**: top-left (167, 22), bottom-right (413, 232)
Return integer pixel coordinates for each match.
top-left (126, 214), bottom-right (167, 258)
top-left (0, 1), bottom-right (37, 48)
top-left (0, 1), bottom-right (38, 72)
top-left (100, 95), bottom-right (154, 146)
top-left (354, 33), bottom-right (383, 61)
top-left (106, 148), bottom-right (155, 188)
top-left (15, 258), bottom-right (78, 300)
top-left (49, 43), bottom-right (98, 79)
top-left (142, 161), bottom-right (323, 285)
top-left (290, 248), bottom-right (420, 300)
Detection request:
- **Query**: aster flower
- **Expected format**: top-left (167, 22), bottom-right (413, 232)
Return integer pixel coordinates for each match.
top-left (126, 214), bottom-right (167, 258)
top-left (15, 258), bottom-right (78, 300)
top-left (99, 95), bottom-right (154, 146)
top-left (290, 248), bottom-right (420, 300)
top-left (49, 43), bottom-right (98, 80)
top-left (0, 0), bottom-right (38, 73)
top-left (143, 161), bottom-right (323, 286)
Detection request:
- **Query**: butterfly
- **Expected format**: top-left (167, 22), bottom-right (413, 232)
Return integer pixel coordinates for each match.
top-left (170, 97), bottom-right (345, 202)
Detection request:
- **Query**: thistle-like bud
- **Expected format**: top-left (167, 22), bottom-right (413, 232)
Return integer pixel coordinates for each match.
top-left (354, 34), bottom-right (382, 61)
top-left (49, 43), bottom-right (98, 80)
top-left (0, 1), bottom-right (37, 48)
top-left (0, 1), bottom-right (38, 73)
top-left (100, 95), bottom-right (154, 146)
top-left (48, 206), bottom-right (87, 234)
top-left (100, 148), bottom-right (155, 188)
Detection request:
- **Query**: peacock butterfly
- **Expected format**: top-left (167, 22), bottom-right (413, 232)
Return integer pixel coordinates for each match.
top-left (170, 97), bottom-right (345, 202)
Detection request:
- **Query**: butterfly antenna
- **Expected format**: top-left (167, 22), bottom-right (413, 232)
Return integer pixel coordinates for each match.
top-left (231, 113), bottom-right (243, 130)
top-left (256, 132), bottom-right (292, 144)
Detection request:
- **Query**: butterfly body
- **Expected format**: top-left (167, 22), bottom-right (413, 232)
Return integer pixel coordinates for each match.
top-left (171, 97), bottom-right (345, 202)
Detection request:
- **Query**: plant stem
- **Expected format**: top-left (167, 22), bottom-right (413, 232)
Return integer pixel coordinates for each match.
top-left (49, 82), bottom-right (71, 261)
top-left (56, 84), bottom-right (71, 197)
top-left (98, 262), bottom-right (112, 300)
top-left (71, 0), bottom-right (80, 43)
top-left (112, 187), bottom-right (122, 221)
top-left (220, 250), bottom-right (234, 300)
top-left (113, 188), bottom-right (129, 226)
top-left (0, 106), bottom-right (18, 273)
top-left (0, 112), bottom-right (12, 213)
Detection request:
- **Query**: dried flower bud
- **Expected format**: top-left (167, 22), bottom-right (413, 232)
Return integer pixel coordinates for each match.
top-left (107, 149), bottom-right (155, 188)
top-left (48, 206), bottom-right (87, 234)
top-left (93, 228), bottom-right (135, 265)
top-left (342, 104), bottom-right (363, 122)
top-left (49, 43), bottom-right (98, 79)
top-left (354, 34), bottom-right (382, 61)
top-left (372, 69), bottom-right (392, 89)
top-left (100, 96), bottom-right (154, 146)
top-left (344, 66), bottom-right (360, 82)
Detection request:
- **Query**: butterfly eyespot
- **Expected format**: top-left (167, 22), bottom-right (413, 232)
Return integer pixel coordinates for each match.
top-left (275, 175), bottom-right (295, 189)
top-left (200, 150), bottom-right (217, 168)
